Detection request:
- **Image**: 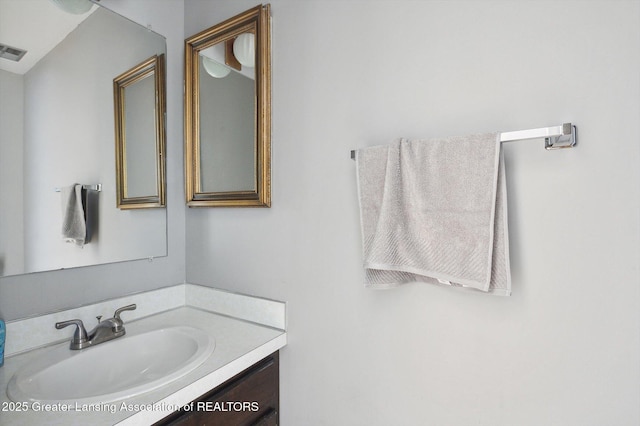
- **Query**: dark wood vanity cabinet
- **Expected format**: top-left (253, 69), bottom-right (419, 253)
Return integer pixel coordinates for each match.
top-left (155, 352), bottom-right (279, 426)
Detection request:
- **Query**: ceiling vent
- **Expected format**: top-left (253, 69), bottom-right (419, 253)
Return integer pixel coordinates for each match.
top-left (0, 44), bottom-right (27, 62)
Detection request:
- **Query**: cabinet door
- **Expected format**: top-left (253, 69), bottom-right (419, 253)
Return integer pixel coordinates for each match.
top-left (156, 352), bottom-right (279, 426)
top-left (253, 408), bottom-right (278, 426)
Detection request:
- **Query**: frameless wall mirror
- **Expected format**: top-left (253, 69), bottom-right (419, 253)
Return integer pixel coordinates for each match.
top-left (185, 4), bottom-right (271, 207)
top-left (0, 0), bottom-right (167, 277)
top-left (114, 54), bottom-right (166, 209)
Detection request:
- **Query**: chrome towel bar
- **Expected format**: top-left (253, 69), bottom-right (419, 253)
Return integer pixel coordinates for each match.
top-left (350, 123), bottom-right (577, 159)
top-left (54, 184), bottom-right (102, 192)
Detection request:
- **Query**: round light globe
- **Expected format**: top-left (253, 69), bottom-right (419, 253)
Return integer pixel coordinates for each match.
top-left (202, 57), bottom-right (231, 78)
top-left (233, 33), bottom-right (255, 68)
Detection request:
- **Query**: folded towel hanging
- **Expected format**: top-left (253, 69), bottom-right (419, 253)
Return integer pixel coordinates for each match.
top-left (60, 184), bottom-right (87, 247)
top-left (355, 133), bottom-right (511, 295)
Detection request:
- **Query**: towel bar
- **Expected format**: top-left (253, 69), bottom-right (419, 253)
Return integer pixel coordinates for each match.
top-left (350, 123), bottom-right (577, 159)
top-left (502, 123), bottom-right (576, 150)
top-left (54, 184), bottom-right (102, 192)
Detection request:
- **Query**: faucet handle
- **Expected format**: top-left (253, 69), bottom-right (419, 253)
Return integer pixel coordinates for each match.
top-left (112, 304), bottom-right (136, 332)
top-left (55, 319), bottom-right (88, 347)
top-left (114, 304), bottom-right (136, 321)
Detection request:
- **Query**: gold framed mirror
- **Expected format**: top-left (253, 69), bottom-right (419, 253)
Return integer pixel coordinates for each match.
top-left (185, 4), bottom-right (271, 207)
top-left (113, 54), bottom-right (166, 209)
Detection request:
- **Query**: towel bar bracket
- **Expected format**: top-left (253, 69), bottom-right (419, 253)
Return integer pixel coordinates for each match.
top-left (544, 124), bottom-right (576, 150)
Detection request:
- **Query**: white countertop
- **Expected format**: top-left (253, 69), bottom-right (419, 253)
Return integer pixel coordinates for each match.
top-left (0, 306), bottom-right (287, 425)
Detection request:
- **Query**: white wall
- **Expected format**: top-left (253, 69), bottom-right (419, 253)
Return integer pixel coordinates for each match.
top-left (0, 70), bottom-right (25, 276)
top-left (185, 1), bottom-right (640, 425)
top-left (0, 0), bottom-right (185, 320)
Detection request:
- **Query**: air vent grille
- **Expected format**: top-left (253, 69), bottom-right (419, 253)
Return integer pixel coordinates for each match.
top-left (0, 44), bottom-right (27, 62)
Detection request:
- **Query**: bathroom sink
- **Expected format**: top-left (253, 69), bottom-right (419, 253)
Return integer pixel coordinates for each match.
top-left (8, 325), bottom-right (215, 405)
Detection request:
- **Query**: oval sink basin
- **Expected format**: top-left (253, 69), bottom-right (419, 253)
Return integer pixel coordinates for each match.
top-left (8, 326), bottom-right (215, 405)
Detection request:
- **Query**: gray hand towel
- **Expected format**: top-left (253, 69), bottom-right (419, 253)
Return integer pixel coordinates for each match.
top-left (356, 133), bottom-right (511, 295)
top-left (61, 184), bottom-right (86, 247)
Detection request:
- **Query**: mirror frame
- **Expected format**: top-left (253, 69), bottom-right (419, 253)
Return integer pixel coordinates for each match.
top-left (184, 4), bottom-right (271, 207)
top-left (113, 54), bottom-right (166, 209)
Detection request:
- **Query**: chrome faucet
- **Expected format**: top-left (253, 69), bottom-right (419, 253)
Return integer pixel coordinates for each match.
top-left (55, 304), bottom-right (137, 350)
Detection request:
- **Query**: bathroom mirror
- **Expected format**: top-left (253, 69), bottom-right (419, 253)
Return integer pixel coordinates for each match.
top-left (114, 54), bottom-right (166, 209)
top-left (0, 0), bottom-right (167, 277)
top-left (185, 4), bottom-right (271, 207)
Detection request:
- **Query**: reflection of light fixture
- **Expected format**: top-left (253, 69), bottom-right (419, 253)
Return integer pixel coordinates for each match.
top-left (233, 33), bottom-right (255, 68)
top-left (202, 56), bottom-right (231, 78)
top-left (49, 0), bottom-right (93, 14)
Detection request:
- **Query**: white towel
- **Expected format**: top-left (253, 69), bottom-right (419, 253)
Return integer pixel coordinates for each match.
top-left (61, 184), bottom-right (86, 247)
top-left (356, 133), bottom-right (511, 295)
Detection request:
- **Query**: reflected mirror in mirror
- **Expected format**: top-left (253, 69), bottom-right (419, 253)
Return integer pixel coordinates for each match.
top-left (185, 4), bottom-right (271, 207)
top-left (0, 0), bottom-right (168, 277)
top-left (114, 54), bottom-right (166, 209)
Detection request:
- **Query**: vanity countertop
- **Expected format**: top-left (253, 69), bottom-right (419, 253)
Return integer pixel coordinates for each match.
top-left (0, 306), bottom-right (287, 425)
